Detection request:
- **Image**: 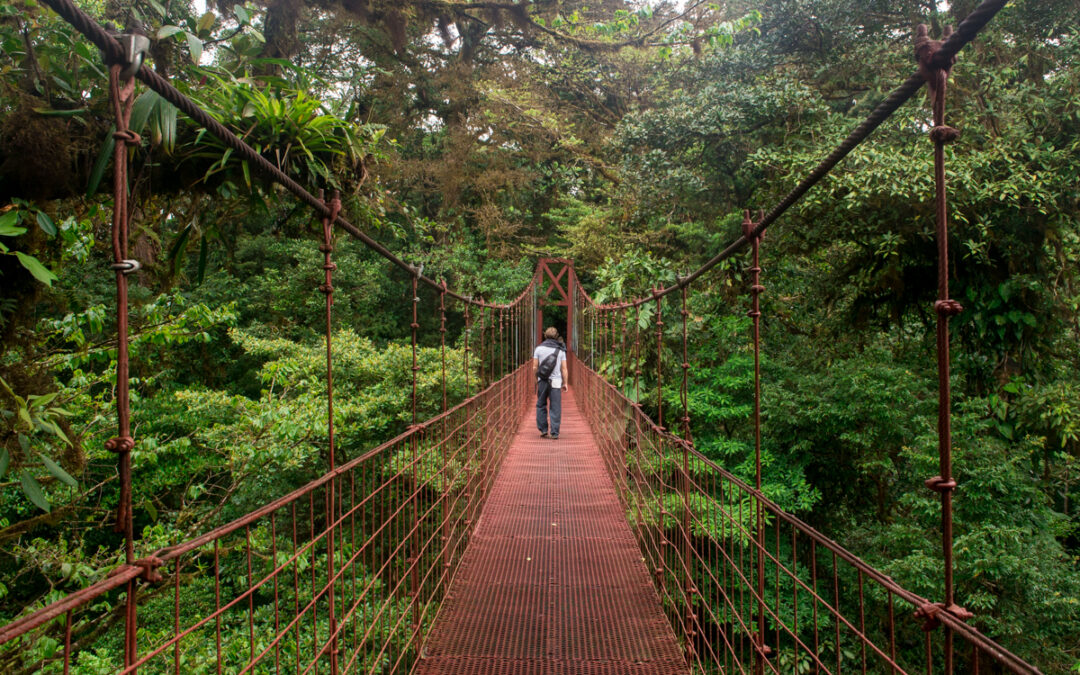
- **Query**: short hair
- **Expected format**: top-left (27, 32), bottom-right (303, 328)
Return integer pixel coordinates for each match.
top-left (544, 326), bottom-right (559, 339)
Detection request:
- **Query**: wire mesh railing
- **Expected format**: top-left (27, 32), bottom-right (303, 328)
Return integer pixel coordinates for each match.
top-left (571, 324), bottom-right (1039, 674)
top-left (0, 364), bottom-right (534, 674)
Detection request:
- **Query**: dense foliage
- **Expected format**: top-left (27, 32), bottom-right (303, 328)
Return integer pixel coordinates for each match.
top-left (1, 0), bottom-right (1078, 671)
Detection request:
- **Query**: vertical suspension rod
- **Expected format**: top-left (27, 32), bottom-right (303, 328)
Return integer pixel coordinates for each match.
top-left (745, 209), bottom-right (767, 673)
top-left (915, 23), bottom-right (971, 672)
top-left (318, 189), bottom-right (342, 675)
top-left (105, 61), bottom-right (139, 670)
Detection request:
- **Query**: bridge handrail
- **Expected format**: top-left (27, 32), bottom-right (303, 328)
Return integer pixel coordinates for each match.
top-left (0, 367), bottom-right (517, 646)
top-left (573, 357), bottom-right (1041, 673)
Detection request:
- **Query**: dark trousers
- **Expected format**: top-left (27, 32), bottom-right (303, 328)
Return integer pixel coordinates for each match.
top-left (536, 380), bottom-right (562, 435)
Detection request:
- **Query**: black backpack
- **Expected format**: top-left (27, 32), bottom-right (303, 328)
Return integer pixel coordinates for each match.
top-left (536, 343), bottom-right (563, 382)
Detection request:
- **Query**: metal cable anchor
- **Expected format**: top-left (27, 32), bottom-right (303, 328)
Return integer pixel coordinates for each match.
top-left (110, 259), bottom-right (141, 274)
top-left (106, 21), bottom-right (150, 78)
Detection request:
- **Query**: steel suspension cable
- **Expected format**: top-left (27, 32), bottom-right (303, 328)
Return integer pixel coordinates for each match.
top-left (570, 0), bottom-right (1010, 310)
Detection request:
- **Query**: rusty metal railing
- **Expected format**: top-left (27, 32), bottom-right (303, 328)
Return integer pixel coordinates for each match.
top-left (1, 0), bottom-right (546, 670)
top-left (570, 343), bottom-right (1038, 674)
top-left (560, 0), bottom-right (1043, 671)
top-left (0, 365), bottom-right (533, 674)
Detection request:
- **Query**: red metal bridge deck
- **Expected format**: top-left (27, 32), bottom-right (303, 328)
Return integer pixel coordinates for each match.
top-left (417, 390), bottom-right (687, 673)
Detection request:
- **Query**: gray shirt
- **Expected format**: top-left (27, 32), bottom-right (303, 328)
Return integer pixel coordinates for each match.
top-left (533, 342), bottom-right (567, 387)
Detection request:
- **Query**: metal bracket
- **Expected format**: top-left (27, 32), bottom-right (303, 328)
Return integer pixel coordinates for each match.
top-left (115, 31), bottom-right (150, 79)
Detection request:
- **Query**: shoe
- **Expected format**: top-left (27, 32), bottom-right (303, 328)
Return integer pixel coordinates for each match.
top-left (549, 434), bottom-right (559, 440)
top-left (540, 432), bottom-right (549, 438)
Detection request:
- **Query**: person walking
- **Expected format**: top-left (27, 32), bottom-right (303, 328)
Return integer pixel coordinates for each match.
top-left (533, 326), bottom-right (569, 439)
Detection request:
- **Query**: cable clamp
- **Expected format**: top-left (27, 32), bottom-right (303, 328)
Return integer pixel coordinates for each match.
top-left (105, 435), bottom-right (135, 453)
top-left (113, 28), bottom-right (151, 79)
top-left (110, 259), bottom-right (141, 274)
top-left (930, 125), bottom-right (960, 144)
top-left (752, 635), bottom-right (773, 658)
top-left (915, 601), bottom-right (973, 632)
top-left (924, 475), bottom-right (957, 493)
top-left (934, 299), bottom-right (964, 317)
top-left (134, 555), bottom-right (164, 583)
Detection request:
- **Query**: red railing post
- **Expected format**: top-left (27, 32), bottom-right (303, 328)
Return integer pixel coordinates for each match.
top-left (408, 272), bottom-right (421, 649)
top-left (463, 300), bottom-right (475, 525)
top-left (479, 304), bottom-right (486, 387)
top-left (439, 282), bottom-right (451, 575)
top-left (654, 288), bottom-right (665, 432)
top-left (680, 282), bottom-right (695, 662)
top-left (652, 287), bottom-right (668, 605)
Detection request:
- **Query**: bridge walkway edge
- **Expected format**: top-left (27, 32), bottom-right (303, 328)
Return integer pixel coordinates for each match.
top-left (415, 388), bottom-right (689, 673)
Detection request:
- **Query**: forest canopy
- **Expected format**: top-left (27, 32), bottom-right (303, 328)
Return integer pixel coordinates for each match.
top-left (0, 0), bottom-right (1078, 671)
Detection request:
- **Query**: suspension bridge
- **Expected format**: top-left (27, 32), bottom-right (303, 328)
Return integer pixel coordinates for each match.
top-left (0, 0), bottom-right (1046, 673)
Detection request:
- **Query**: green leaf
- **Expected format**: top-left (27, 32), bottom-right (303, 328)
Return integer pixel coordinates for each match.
top-left (0, 210), bottom-right (26, 237)
top-left (234, 4), bottom-right (250, 23)
top-left (0, 448), bottom-right (9, 479)
top-left (34, 210), bottom-right (56, 236)
top-left (197, 235), bottom-right (209, 285)
top-left (157, 98), bottom-right (178, 154)
top-left (35, 211), bottom-right (57, 235)
top-left (144, 498), bottom-right (158, 522)
top-left (49, 423), bottom-right (71, 447)
top-left (186, 31), bottom-right (203, 64)
top-left (40, 454), bottom-right (78, 488)
top-left (197, 11), bottom-right (216, 33)
top-left (157, 24), bottom-right (184, 39)
top-left (130, 91), bottom-right (159, 138)
top-left (15, 252), bottom-right (58, 286)
top-left (168, 223), bottom-right (193, 275)
top-left (20, 469), bottom-right (50, 512)
top-left (17, 434), bottom-right (31, 454)
top-left (27, 392), bottom-right (59, 409)
top-left (31, 108), bottom-right (87, 117)
top-left (87, 127), bottom-right (116, 197)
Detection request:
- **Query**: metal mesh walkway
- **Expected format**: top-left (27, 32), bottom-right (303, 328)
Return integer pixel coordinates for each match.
top-left (416, 390), bottom-right (688, 673)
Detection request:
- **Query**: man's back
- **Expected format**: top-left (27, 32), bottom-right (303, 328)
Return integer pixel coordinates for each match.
top-left (533, 339), bottom-right (566, 387)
